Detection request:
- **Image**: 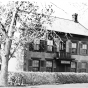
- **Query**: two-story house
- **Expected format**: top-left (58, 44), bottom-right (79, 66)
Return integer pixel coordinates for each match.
top-left (8, 13), bottom-right (88, 72)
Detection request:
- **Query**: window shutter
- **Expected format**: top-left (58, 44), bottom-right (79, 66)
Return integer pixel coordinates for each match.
top-left (79, 42), bottom-right (82, 55)
top-left (0, 44), bottom-right (1, 49)
top-left (87, 44), bottom-right (88, 55)
top-left (40, 60), bottom-right (46, 67)
top-left (77, 62), bottom-right (81, 72)
top-left (53, 60), bottom-right (56, 68)
top-left (66, 40), bottom-right (70, 52)
top-left (54, 38), bottom-right (60, 52)
top-left (69, 41), bottom-right (72, 53)
top-left (66, 40), bottom-right (72, 52)
top-left (28, 59), bottom-right (32, 66)
top-left (40, 40), bottom-right (45, 51)
top-left (29, 43), bottom-right (33, 51)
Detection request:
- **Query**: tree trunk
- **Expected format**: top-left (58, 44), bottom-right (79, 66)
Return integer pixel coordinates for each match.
top-left (0, 55), bottom-right (9, 86)
top-left (0, 38), bottom-right (12, 86)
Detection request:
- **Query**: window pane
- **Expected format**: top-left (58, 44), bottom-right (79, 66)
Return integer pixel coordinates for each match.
top-left (53, 62), bottom-right (56, 68)
top-left (82, 44), bottom-right (87, 49)
top-left (40, 40), bottom-right (46, 51)
top-left (32, 60), bottom-right (39, 67)
top-left (80, 69), bottom-right (86, 72)
top-left (47, 40), bottom-right (53, 45)
top-left (72, 48), bottom-right (77, 54)
top-left (34, 44), bottom-right (39, 50)
top-left (46, 61), bottom-right (52, 67)
top-left (32, 67), bottom-right (39, 71)
top-left (46, 67), bottom-right (52, 72)
top-left (82, 49), bottom-right (87, 54)
top-left (29, 43), bottom-right (33, 51)
top-left (59, 42), bottom-right (64, 50)
top-left (47, 46), bottom-right (52, 51)
top-left (57, 46), bottom-right (59, 52)
top-left (28, 60), bottom-right (32, 66)
top-left (72, 43), bottom-right (76, 48)
top-left (34, 39), bottom-right (40, 44)
top-left (82, 62), bottom-right (86, 68)
top-left (71, 62), bottom-right (76, 68)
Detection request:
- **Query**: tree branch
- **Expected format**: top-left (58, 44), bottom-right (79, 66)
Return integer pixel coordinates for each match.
top-left (0, 22), bottom-right (8, 38)
top-left (9, 42), bottom-right (20, 60)
top-left (17, 8), bottom-right (33, 14)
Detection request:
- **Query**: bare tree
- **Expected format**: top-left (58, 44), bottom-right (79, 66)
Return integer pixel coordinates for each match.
top-left (0, 1), bottom-right (55, 86)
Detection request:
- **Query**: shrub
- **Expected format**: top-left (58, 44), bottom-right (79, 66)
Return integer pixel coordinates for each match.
top-left (8, 72), bottom-right (88, 86)
top-left (8, 72), bottom-right (24, 86)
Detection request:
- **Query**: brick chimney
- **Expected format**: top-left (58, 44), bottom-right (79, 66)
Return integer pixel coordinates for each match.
top-left (72, 13), bottom-right (78, 23)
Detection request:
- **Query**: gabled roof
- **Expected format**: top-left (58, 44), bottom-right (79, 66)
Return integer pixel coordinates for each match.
top-left (46, 17), bottom-right (88, 36)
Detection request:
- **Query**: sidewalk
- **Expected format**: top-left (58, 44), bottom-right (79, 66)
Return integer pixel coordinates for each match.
top-left (28, 83), bottom-right (88, 88)
top-left (1, 83), bottom-right (88, 88)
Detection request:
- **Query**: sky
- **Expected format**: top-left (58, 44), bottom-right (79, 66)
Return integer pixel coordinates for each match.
top-left (1, 0), bottom-right (88, 29)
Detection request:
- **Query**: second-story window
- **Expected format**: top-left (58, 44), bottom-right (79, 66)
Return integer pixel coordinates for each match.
top-left (82, 44), bottom-right (87, 54)
top-left (40, 40), bottom-right (46, 52)
top-left (80, 43), bottom-right (87, 55)
top-left (34, 39), bottom-right (40, 51)
top-left (59, 41), bottom-right (66, 51)
top-left (71, 42), bottom-right (77, 54)
top-left (29, 42), bottom-right (34, 51)
top-left (47, 39), bottom-right (53, 52)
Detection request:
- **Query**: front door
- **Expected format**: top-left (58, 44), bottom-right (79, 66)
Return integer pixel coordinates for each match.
top-left (58, 64), bottom-right (70, 72)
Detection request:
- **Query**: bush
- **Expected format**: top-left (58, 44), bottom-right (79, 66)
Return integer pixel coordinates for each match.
top-left (8, 72), bottom-right (88, 86)
top-left (8, 72), bottom-right (23, 86)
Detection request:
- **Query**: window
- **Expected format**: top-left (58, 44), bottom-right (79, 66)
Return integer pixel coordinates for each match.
top-left (71, 62), bottom-right (76, 72)
top-left (46, 60), bottom-right (53, 72)
top-left (47, 40), bottom-right (53, 52)
top-left (29, 42), bottom-right (33, 51)
top-left (47, 46), bottom-right (52, 51)
top-left (82, 44), bottom-right (87, 54)
top-left (32, 60), bottom-right (40, 71)
top-left (71, 42), bottom-right (77, 54)
top-left (33, 39), bottom-right (40, 50)
top-left (53, 60), bottom-right (56, 72)
top-left (32, 60), bottom-right (39, 67)
top-left (40, 40), bottom-right (46, 51)
top-left (81, 62), bottom-right (86, 72)
top-left (28, 59), bottom-right (32, 71)
top-left (71, 62), bottom-right (76, 68)
top-left (83, 44), bottom-right (87, 49)
top-left (34, 44), bottom-right (39, 50)
top-left (59, 41), bottom-right (66, 51)
top-left (72, 43), bottom-right (76, 48)
top-left (81, 62), bottom-right (86, 69)
top-left (54, 38), bottom-right (60, 52)
top-left (56, 46), bottom-right (59, 52)
top-left (59, 42), bottom-right (63, 50)
top-left (80, 43), bottom-right (87, 55)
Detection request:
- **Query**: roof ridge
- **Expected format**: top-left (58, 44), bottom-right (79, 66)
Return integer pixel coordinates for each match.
top-left (52, 15), bottom-right (88, 31)
top-left (50, 15), bottom-right (74, 22)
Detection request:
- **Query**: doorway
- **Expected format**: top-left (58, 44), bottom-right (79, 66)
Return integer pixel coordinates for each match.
top-left (57, 64), bottom-right (70, 72)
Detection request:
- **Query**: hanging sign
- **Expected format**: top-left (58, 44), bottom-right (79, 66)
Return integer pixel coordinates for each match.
top-left (61, 60), bottom-right (70, 64)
